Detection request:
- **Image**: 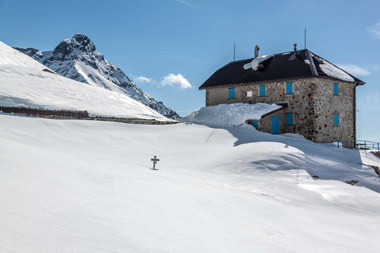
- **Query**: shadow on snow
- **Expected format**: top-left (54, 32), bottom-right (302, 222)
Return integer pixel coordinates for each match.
top-left (204, 123), bottom-right (380, 194)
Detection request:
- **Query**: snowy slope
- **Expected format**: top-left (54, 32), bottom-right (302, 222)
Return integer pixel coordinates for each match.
top-left (0, 114), bottom-right (379, 252)
top-left (0, 41), bottom-right (170, 121)
top-left (15, 34), bottom-right (180, 119)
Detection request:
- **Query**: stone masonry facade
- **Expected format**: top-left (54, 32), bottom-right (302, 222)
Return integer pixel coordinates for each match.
top-left (205, 77), bottom-right (356, 143)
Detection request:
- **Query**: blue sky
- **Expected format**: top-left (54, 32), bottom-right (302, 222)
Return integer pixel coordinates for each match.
top-left (0, 0), bottom-right (379, 140)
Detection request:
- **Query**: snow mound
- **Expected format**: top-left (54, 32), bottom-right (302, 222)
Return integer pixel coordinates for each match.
top-left (313, 54), bottom-right (355, 82)
top-left (181, 103), bottom-right (281, 127)
top-left (243, 55), bottom-right (273, 71)
top-left (0, 41), bottom-right (170, 121)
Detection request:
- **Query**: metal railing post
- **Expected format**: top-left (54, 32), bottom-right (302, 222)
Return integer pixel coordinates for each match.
top-left (337, 139), bottom-right (340, 149)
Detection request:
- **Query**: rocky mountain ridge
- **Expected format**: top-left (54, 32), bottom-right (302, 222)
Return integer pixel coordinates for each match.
top-left (15, 34), bottom-right (179, 119)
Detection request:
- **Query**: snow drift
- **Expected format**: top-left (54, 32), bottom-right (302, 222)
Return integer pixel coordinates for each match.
top-left (0, 41), bottom-right (171, 121)
top-left (181, 103), bottom-right (281, 127)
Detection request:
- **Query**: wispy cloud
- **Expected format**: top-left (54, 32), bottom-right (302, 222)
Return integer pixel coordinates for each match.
top-left (161, 73), bottom-right (192, 89)
top-left (367, 22), bottom-right (380, 39)
top-left (134, 76), bottom-right (154, 84)
top-left (337, 64), bottom-right (371, 76)
top-left (358, 93), bottom-right (380, 112)
top-left (174, 0), bottom-right (197, 7)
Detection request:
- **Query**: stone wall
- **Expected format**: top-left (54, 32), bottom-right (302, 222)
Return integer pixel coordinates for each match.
top-left (206, 78), bottom-right (316, 140)
top-left (0, 106), bottom-right (176, 125)
top-left (204, 77), bottom-right (357, 143)
top-left (312, 79), bottom-right (356, 142)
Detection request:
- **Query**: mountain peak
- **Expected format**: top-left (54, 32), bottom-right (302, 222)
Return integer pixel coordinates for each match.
top-left (53, 33), bottom-right (96, 56)
top-left (71, 33), bottom-right (95, 50)
top-left (14, 35), bottom-right (180, 120)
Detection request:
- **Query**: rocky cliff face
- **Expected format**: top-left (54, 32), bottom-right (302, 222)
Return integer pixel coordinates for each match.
top-left (15, 34), bottom-right (179, 119)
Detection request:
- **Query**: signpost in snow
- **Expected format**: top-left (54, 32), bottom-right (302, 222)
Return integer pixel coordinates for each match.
top-left (151, 156), bottom-right (160, 170)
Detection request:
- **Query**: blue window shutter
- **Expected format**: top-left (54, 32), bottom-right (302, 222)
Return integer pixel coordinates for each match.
top-left (229, 88), bottom-right (235, 99)
top-left (334, 83), bottom-right (339, 95)
top-left (334, 113), bottom-right (339, 126)
top-left (286, 113), bottom-right (293, 125)
top-left (259, 85), bottom-right (266, 96)
top-left (286, 82), bottom-right (293, 94)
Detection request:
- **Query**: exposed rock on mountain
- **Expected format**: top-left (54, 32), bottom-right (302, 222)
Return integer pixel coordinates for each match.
top-left (15, 34), bottom-right (179, 119)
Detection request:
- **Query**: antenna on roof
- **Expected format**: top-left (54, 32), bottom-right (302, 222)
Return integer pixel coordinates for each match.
top-left (304, 28), bottom-right (307, 49)
top-left (233, 43), bottom-right (236, 62)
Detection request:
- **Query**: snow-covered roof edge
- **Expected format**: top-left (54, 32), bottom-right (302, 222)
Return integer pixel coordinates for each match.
top-left (310, 51), bottom-right (365, 85)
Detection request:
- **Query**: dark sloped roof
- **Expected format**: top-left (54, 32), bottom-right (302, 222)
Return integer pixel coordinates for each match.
top-left (199, 49), bottom-right (364, 89)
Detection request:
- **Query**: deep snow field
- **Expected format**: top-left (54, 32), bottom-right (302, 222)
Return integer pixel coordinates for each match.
top-left (0, 114), bottom-right (380, 252)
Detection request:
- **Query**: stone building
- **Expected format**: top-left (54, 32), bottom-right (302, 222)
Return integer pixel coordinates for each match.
top-left (199, 46), bottom-right (365, 143)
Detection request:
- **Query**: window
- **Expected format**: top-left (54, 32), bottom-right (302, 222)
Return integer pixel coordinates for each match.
top-left (286, 82), bottom-right (293, 94)
top-left (286, 113), bottom-right (293, 125)
top-left (334, 113), bottom-right (339, 126)
top-left (247, 91), bottom-right (253, 97)
top-left (229, 88), bottom-right (235, 99)
top-left (334, 83), bottom-right (339, 95)
top-left (259, 85), bottom-right (266, 97)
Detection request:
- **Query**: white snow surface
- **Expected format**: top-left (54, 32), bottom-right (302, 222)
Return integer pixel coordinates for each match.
top-left (313, 54), bottom-right (355, 82)
top-left (180, 103), bottom-right (281, 127)
top-left (0, 41), bottom-right (169, 121)
top-left (243, 55), bottom-right (273, 70)
top-left (0, 114), bottom-right (380, 252)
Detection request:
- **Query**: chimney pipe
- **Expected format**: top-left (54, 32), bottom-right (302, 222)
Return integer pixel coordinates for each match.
top-left (293, 43), bottom-right (297, 54)
top-left (254, 45), bottom-right (260, 58)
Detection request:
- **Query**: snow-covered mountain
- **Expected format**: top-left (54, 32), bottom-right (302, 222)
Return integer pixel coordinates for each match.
top-left (15, 34), bottom-right (180, 119)
top-left (0, 40), bottom-right (170, 121)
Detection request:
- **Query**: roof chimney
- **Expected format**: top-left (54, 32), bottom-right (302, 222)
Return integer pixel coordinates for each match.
top-left (293, 43), bottom-right (297, 54)
top-left (254, 45), bottom-right (260, 58)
